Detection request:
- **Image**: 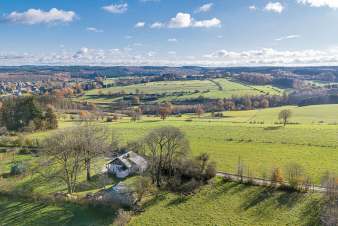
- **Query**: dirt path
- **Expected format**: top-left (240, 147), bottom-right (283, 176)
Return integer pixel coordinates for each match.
top-left (216, 172), bottom-right (326, 193)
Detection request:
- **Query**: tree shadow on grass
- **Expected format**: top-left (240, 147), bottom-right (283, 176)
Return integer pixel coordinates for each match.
top-left (275, 191), bottom-right (304, 208)
top-left (75, 173), bottom-right (118, 193)
top-left (205, 181), bottom-right (249, 201)
top-left (0, 196), bottom-right (116, 226)
top-left (142, 193), bottom-right (166, 209)
top-left (165, 195), bottom-right (190, 207)
top-left (240, 187), bottom-right (275, 211)
top-left (299, 197), bottom-right (324, 226)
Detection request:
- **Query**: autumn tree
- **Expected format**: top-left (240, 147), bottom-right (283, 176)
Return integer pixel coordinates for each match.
top-left (195, 105), bottom-right (204, 117)
top-left (159, 102), bottom-right (173, 120)
top-left (271, 167), bottom-right (284, 185)
top-left (278, 109), bottom-right (292, 126)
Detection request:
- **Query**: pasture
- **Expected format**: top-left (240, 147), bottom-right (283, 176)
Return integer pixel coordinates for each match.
top-left (129, 179), bottom-right (322, 226)
top-left (80, 79), bottom-right (283, 103)
top-left (26, 104), bottom-right (338, 184)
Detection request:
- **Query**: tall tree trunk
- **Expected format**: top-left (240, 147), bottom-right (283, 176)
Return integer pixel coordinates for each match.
top-left (85, 158), bottom-right (91, 181)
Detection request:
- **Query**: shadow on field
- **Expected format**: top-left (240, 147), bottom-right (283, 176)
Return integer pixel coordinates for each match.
top-left (206, 181), bottom-right (249, 200)
top-left (75, 173), bottom-right (118, 193)
top-left (142, 193), bottom-right (166, 209)
top-left (240, 187), bottom-right (275, 210)
top-left (0, 196), bottom-right (116, 226)
top-left (166, 195), bottom-right (190, 207)
top-left (300, 198), bottom-right (323, 226)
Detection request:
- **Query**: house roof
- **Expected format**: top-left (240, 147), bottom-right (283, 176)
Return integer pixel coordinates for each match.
top-left (109, 151), bottom-right (147, 169)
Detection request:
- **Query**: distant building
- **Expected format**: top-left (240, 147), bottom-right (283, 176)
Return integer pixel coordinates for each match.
top-left (107, 151), bottom-right (148, 178)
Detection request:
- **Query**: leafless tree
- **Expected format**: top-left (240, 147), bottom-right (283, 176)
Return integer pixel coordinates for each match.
top-left (321, 172), bottom-right (338, 226)
top-left (278, 109), bottom-right (292, 126)
top-left (285, 162), bottom-right (304, 190)
top-left (76, 124), bottom-right (114, 181)
top-left (143, 126), bottom-right (190, 187)
top-left (42, 129), bottom-right (84, 194)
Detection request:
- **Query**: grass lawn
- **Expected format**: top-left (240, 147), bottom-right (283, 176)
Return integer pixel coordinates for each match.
top-left (0, 195), bottom-right (116, 226)
top-left (129, 179), bottom-right (323, 226)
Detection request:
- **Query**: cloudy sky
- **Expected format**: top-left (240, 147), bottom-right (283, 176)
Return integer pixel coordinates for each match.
top-left (1, 0), bottom-right (338, 66)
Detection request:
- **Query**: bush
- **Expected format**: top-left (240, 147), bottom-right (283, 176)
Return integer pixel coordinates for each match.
top-left (113, 209), bottom-right (132, 226)
top-left (18, 148), bottom-right (31, 155)
top-left (10, 161), bottom-right (26, 176)
top-left (106, 117), bottom-right (113, 122)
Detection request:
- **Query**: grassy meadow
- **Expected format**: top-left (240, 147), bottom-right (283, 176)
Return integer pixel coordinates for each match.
top-left (25, 104), bottom-right (338, 184)
top-left (79, 79), bottom-right (283, 103)
top-left (129, 179), bottom-right (322, 226)
top-left (0, 104), bottom-right (337, 225)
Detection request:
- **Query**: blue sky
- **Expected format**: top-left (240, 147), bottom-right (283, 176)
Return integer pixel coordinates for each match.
top-left (1, 0), bottom-right (338, 66)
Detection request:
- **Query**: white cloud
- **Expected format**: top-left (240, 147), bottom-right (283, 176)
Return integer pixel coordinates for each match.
top-left (135, 21), bottom-right (145, 28)
top-left (297, 0), bottom-right (338, 9)
top-left (195, 3), bottom-right (214, 13)
top-left (194, 18), bottom-right (221, 28)
top-left (249, 5), bottom-right (257, 11)
top-left (4, 46), bottom-right (338, 67)
top-left (264, 2), bottom-right (284, 13)
top-left (5, 8), bottom-right (76, 25)
top-left (166, 12), bottom-right (221, 28)
top-left (168, 13), bottom-right (193, 28)
top-left (86, 27), bottom-right (103, 33)
top-left (275, 34), bottom-right (301, 41)
top-left (150, 22), bottom-right (165, 28)
top-left (168, 38), bottom-right (178, 42)
top-left (102, 3), bottom-right (128, 14)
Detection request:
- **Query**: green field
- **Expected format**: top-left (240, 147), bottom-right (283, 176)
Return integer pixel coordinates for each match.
top-left (80, 79), bottom-right (282, 103)
top-left (1, 104), bottom-right (337, 225)
top-left (25, 104), bottom-right (338, 183)
top-left (0, 195), bottom-right (116, 226)
top-left (129, 179), bottom-right (322, 226)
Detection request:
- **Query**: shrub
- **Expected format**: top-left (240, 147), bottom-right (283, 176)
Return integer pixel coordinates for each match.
top-left (114, 209), bottom-right (132, 226)
top-left (18, 148), bottom-right (31, 155)
top-left (10, 161), bottom-right (26, 176)
top-left (106, 117), bottom-right (113, 122)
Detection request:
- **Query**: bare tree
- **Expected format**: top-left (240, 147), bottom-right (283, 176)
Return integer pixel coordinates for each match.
top-left (321, 172), bottom-right (338, 226)
top-left (195, 105), bottom-right (204, 117)
top-left (285, 162), bottom-right (304, 190)
top-left (42, 129), bottom-right (84, 194)
top-left (278, 109), bottom-right (292, 126)
top-left (144, 126), bottom-right (190, 187)
top-left (76, 124), bottom-right (114, 181)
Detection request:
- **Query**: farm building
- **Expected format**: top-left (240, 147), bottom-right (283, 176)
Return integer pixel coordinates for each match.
top-left (107, 151), bottom-right (148, 178)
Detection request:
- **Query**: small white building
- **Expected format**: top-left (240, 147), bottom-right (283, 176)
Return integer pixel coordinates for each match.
top-left (107, 151), bottom-right (148, 178)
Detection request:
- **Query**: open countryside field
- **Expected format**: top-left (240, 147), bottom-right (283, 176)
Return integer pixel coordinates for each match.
top-left (80, 79), bottom-right (283, 103)
top-left (129, 179), bottom-right (322, 226)
top-left (27, 104), bottom-right (338, 184)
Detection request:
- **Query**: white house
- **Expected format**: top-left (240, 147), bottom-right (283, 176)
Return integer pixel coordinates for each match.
top-left (107, 151), bottom-right (148, 178)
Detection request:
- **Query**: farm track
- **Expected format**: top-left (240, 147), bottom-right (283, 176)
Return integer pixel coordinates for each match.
top-left (216, 172), bottom-right (327, 193)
